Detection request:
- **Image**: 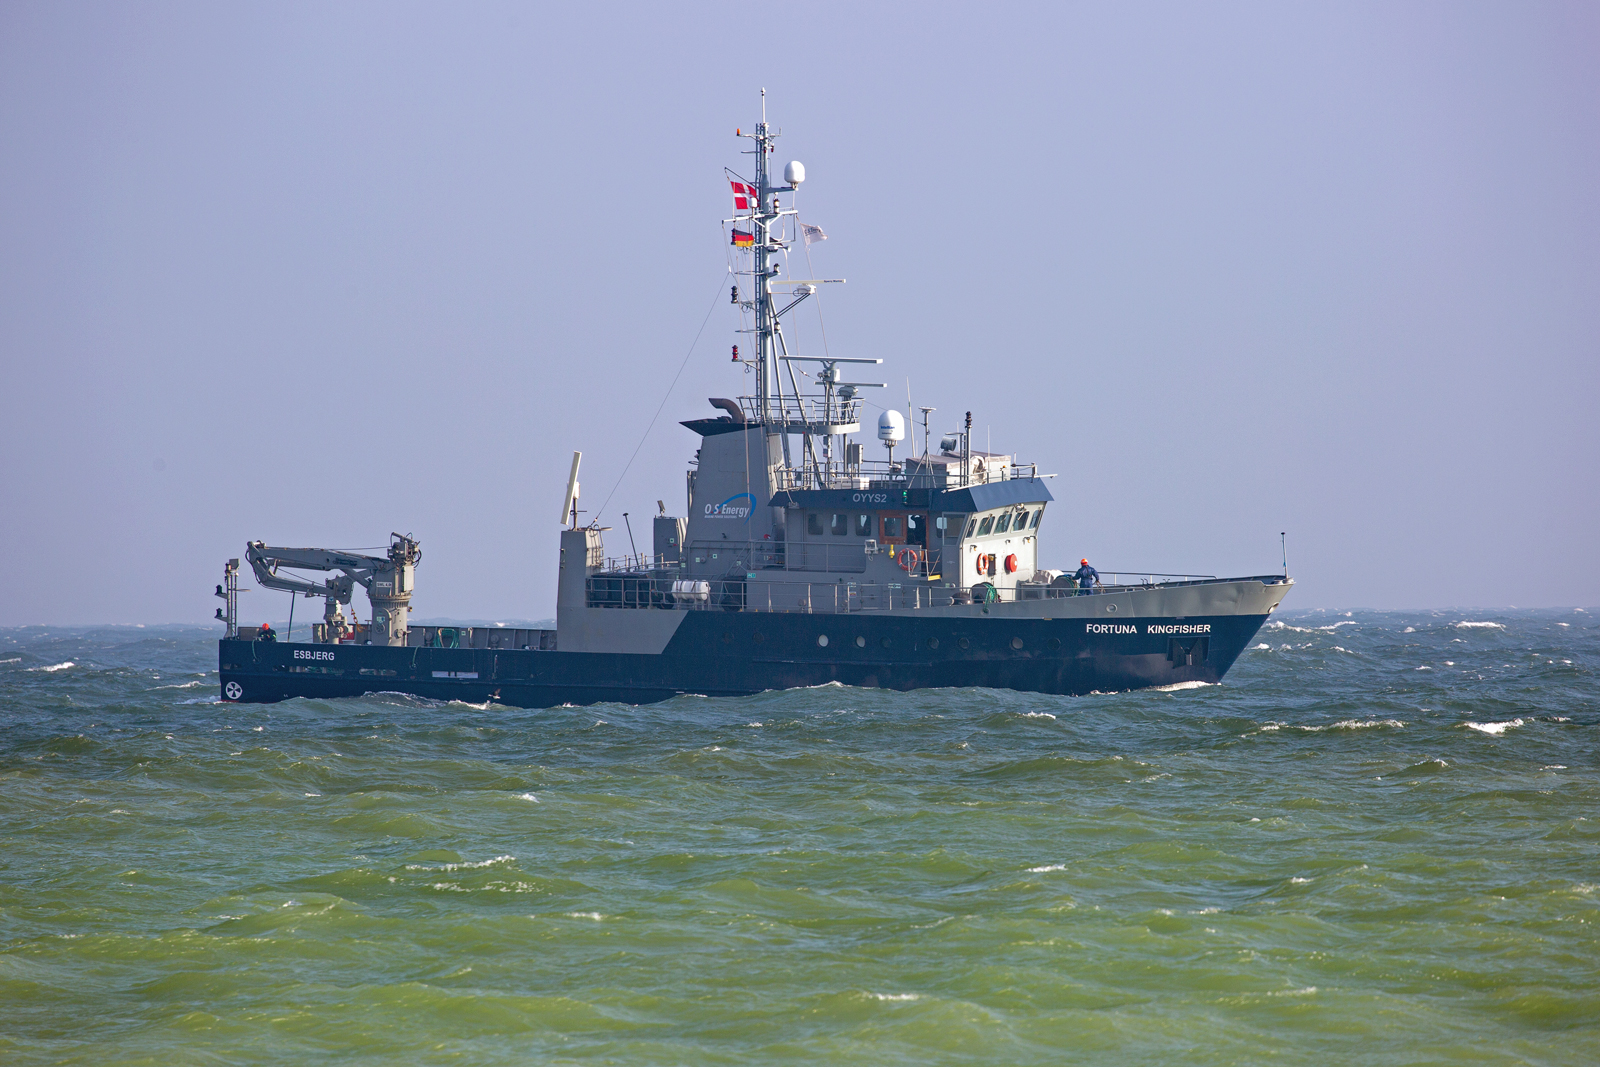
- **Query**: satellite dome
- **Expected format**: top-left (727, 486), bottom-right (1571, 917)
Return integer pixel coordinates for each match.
top-left (877, 409), bottom-right (906, 443)
top-left (784, 160), bottom-right (805, 186)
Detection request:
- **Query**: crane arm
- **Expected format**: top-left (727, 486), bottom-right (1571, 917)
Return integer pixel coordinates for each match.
top-left (245, 542), bottom-right (379, 600)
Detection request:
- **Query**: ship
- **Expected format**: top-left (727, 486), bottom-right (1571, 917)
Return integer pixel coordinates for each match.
top-left (215, 102), bottom-right (1292, 708)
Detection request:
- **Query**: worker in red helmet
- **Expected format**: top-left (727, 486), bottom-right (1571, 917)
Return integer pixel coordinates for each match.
top-left (258, 622), bottom-right (277, 642)
top-left (1073, 558), bottom-right (1099, 596)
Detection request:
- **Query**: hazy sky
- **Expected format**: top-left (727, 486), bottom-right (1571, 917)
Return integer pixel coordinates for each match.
top-left (2, 1), bottom-right (1596, 625)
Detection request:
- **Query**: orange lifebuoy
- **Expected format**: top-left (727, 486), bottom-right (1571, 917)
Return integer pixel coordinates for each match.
top-left (897, 548), bottom-right (920, 570)
top-left (1004, 553), bottom-right (1019, 574)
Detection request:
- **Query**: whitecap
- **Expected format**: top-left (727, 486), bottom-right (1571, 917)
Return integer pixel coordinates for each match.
top-left (1455, 621), bottom-right (1505, 629)
top-left (1151, 680), bottom-right (1214, 692)
top-left (1290, 877), bottom-right (1311, 884)
top-left (516, 793), bottom-right (539, 802)
top-left (1464, 719), bottom-right (1524, 735)
top-left (1027, 864), bottom-right (1066, 873)
top-left (0, 657), bottom-right (20, 664)
top-left (870, 992), bottom-right (921, 1001)
top-left (565, 911), bottom-right (605, 920)
top-left (1402, 626), bottom-right (1415, 633)
top-left (406, 854), bottom-right (516, 872)
top-left (1252, 643), bottom-right (1270, 650)
top-left (1018, 711), bottom-right (1057, 720)
top-left (1268, 987), bottom-right (1318, 997)
top-left (27, 661), bottom-right (74, 672)
top-left (155, 680), bottom-right (204, 689)
top-left (1331, 646), bottom-right (1355, 654)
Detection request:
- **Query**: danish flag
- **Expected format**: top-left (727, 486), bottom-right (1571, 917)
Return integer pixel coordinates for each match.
top-left (730, 180), bottom-right (757, 212)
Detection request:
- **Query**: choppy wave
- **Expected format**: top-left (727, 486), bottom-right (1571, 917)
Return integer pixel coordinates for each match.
top-left (26, 661), bottom-right (74, 672)
top-left (2, 616), bottom-right (1598, 1065)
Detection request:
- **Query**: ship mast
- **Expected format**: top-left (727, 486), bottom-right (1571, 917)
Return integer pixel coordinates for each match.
top-left (750, 94), bottom-right (777, 427)
top-left (732, 93), bottom-right (868, 487)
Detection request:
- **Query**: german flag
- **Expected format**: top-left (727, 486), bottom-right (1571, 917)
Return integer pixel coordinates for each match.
top-left (731, 228), bottom-right (754, 248)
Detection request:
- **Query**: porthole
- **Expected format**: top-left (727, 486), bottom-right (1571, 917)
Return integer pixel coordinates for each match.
top-left (1011, 636), bottom-right (1024, 650)
top-left (1107, 604), bottom-right (1117, 613)
top-left (927, 636), bottom-right (940, 650)
top-left (1048, 637), bottom-right (1061, 651)
top-left (817, 634), bottom-right (830, 647)
top-left (881, 637), bottom-right (892, 649)
top-left (957, 636), bottom-right (971, 650)
top-left (855, 635), bottom-right (866, 648)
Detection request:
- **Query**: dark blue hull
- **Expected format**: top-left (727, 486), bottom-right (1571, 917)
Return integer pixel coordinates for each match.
top-left (218, 610), bottom-right (1270, 707)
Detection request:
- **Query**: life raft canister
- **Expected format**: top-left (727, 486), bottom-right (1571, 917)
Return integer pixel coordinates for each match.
top-left (1004, 553), bottom-right (1019, 574)
top-left (897, 548), bottom-right (920, 570)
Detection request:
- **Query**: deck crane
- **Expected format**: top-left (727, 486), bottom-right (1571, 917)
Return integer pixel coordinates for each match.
top-left (245, 533), bottom-right (421, 646)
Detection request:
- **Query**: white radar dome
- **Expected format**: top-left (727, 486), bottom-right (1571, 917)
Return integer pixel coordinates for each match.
top-left (877, 409), bottom-right (906, 443)
top-left (784, 160), bottom-right (805, 186)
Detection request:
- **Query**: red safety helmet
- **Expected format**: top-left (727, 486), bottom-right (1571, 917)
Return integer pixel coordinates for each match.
top-left (1080, 559), bottom-right (1089, 566)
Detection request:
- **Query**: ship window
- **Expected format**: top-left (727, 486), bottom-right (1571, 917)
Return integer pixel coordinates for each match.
top-left (976, 516), bottom-right (995, 536)
top-left (881, 515), bottom-right (903, 539)
top-left (831, 513), bottom-right (848, 536)
top-left (1014, 510), bottom-right (1029, 529)
top-left (965, 518), bottom-right (977, 537)
top-left (855, 514), bottom-right (872, 537)
top-left (927, 636), bottom-right (940, 649)
top-left (934, 516), bottom-right (946, 533)
top-left (994, 513), bottom-right (1011, 534)
top-left (855, 635), bottom-right (866, 648)
top-left (907, 514), bottom-right (925, 546)
top-left (1032, 508), bottom-right (1044, 529)
top-left (807, 513), bottom-right (823, 536)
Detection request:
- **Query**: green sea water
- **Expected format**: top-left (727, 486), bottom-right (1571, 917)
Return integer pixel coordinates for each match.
top-left (2, 611), bottom-right (1596, 1064)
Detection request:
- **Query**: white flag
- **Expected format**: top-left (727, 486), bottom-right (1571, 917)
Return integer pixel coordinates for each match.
top-left (801, 223), bottom-right (827, 246)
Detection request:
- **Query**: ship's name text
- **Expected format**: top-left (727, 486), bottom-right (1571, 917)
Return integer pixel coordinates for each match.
top-left (1085, 623), bottom-right (1213, 635)
top-left (294, 649), bottom-right (336, 661)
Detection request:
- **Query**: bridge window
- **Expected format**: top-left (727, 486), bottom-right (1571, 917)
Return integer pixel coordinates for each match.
top-left (807, 513), bottom-right (824, 536)
top-left (855, 514), bottom-right (872, 537)
top-left (1015, 510), bottom-right (1029, 528)
top-left (907, 514), bottom-right (925, 546)
top-left (831, 513), bottom-right (849, 536)
top-left (1031, 508), bottom-right (1044, 528)
top-left (993, 513), bottom-right (1011, 534)
top-left (881, 515), bottom-right (903, 539)
top-left (976, 516), bottom-right (995, 536)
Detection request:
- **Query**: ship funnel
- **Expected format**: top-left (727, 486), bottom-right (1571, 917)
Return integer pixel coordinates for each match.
top-left (784, 160), bottom-right (805, 186)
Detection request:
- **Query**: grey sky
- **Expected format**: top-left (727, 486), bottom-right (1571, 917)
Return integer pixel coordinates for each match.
top-left (2, 1), bottom-right (1596, 624)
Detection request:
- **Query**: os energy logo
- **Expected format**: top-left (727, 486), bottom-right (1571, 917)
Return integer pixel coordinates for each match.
top-left (705, 492), bottom-right (756, 521)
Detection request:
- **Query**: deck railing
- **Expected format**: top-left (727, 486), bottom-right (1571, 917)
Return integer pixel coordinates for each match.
top-left (585, 573), bottom-right (1284, 613)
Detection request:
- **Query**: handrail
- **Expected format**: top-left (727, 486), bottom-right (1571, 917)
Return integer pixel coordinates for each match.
top-left (584, 573), bottom-right (1285, 613)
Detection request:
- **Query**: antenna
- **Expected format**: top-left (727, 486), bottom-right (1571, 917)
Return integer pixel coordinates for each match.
top-left (919, 406), bottom-right (936, 458)
top-left (1281, 532), bottom-right (1288, 578)
top-left (560, 451), bottom-right (582, 528)
top-left (623, 512), bottom-right (638, 564)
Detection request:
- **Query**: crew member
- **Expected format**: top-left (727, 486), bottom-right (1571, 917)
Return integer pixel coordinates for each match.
top-left (258, 622), bottom-right (277, 642)
top-left (1074, 558), bottom-right (1099, 595)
